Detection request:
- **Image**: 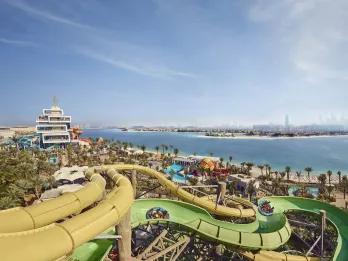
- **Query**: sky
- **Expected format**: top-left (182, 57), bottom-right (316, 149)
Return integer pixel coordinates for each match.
top-left (0, 0), bottom-right (347, 127)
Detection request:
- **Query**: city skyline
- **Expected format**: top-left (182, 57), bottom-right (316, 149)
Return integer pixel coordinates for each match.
top-left (1, 0), bottom-right (348, 126)
top-left (3, 103), bottom-right (348, 129)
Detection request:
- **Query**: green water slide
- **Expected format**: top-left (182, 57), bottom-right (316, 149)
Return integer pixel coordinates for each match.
top-left (263, 196), bottom-right (348, 261)
top-left (72, 239), bottom-right (113, 261)
top-left (131, 199), bottom-right (291, 250)
top-left (73, 196), bottom-right (348, 261)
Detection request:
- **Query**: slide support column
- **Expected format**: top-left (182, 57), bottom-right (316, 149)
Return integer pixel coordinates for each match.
top-left (117, 173), bottom-right (134, 261)
top-left (131, 170), bottom-right (137, 197)
top-left (117, 210), bottom-right (132, 261)
top-left (216, 182), bottom-right (226, 206)
top-left (320, 210), bottom-right (326, 258)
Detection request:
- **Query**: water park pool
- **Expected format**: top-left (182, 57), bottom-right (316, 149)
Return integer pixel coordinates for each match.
top-left (171, 173), bottom-right (194, 184)
top-left (164, 164), bottom-right (194, 184)
top-left (288, 185), bottom-right (319, 198)
top-left (165, 164), bottom-right (183, 173)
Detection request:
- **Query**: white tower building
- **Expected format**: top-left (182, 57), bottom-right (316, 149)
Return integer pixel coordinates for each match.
top-left (36, 97), bottom-right (72, 149)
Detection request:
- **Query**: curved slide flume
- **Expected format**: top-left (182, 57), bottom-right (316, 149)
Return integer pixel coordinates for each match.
top-left (130, 196), bottom-right (348, 261)
top-left (110, 164), bottom-right (256, 218)
top-left (74, 165), bottom-right (348, 261)
top-left (0, 168), bottom-right (134, 261)
top-left (110, 165), bottom-right (346, 260)
top-left (131, 199), bottom-right (291, 250)
top-left (263, 196), bottom-right (348, 261)
top-left (0, 172), bottom-right (106, 233)
top-left (0, 164), bottom-right (346, 261)
top-left (130, 199), bottom-right (322, 261)
top-left (74, 198), bottom-right (319, 261)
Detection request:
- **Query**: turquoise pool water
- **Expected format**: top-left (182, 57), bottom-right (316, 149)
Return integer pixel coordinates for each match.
top-left (171, 173), bottom-right (193, 184)
top-left (164, 164), bottom-right (193, 184)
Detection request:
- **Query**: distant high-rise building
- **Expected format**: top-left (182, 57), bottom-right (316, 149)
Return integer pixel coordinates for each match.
top-left (284, 114), bottom-right (290, 128)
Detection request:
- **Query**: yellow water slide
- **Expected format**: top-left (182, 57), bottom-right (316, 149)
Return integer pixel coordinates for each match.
top-left (0, 164), bottom-right (325, 261)
top-left (0, 164), bottom-right (255, 261)
top-left (0, 167), bottom-right (134, 261)
top-left (110, 164), bottom-right (256, 218)
top-left (0, 173), bottom-right (105, 233)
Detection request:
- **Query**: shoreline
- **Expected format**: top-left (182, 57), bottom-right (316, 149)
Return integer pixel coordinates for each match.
top-left (198, 134), bottom-right (348, 140)
top-left (147, 150), bottom-right (345, 176)
top-left (82, 129), bottom-right (348, 172)
top-left (115, 129), bottom-right (348, 140)
top-left (83, 128), bottom-right (348, 140)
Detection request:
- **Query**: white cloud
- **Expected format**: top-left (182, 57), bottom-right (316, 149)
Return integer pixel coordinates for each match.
top-left (77, 47), bottom-right (196, 79)
top-left (6, 0), bottom-right (91, 29)
top-left (5, 1), bottom-right (195, 79)
top-left (249, 0), bottom-right (348, 83)
top-left (0, 38), bottom-right (37, 47)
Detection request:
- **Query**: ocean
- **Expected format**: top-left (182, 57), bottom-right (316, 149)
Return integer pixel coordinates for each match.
top-left (82, 129), bottom-right (348, 173)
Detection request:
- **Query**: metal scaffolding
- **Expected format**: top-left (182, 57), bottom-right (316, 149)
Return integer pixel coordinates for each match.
top-left (136, 230), bottom-right (189, 261)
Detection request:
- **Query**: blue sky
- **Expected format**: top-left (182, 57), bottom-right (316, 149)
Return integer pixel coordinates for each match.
top-left (0, 0), bottom-right (347, 127)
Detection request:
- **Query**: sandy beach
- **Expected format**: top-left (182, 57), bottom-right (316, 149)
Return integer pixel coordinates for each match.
top-left (249, 165), bottom-right (341, 184)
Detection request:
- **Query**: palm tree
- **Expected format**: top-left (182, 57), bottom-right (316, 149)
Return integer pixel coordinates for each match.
top-left (206, 168), bottom-right (213, 182)
top-left (274, 171), bottom-right (279, 180)
top-left (272, 177), bottom-right (281, 195)
top-left (209, 152), bottom-right (214, 157)
top-left (318, 173), bottom-right (327, 186)
top-left (257, 165), bottom-right (264, 176)
top-left (296, 171), bottom-right (302, 184)
top-left (160, 144), bottom-right (168, 155)
top-left (285, 166), bottom-right (291, 181)
top-left (173, 148), bottom-right (179, 157)
top-left (155, 146), bottom-right (159, 154)
top-left (245, 162), bottom-right (254, 175)
top-left (337, 171), bottom-right (342, 184)
top-left (229, 156), bottom-right (233, 163)
top-left (304, 167), bottom-right (312, 182)
top-left (266, 165), bottom-right (272, 177)
top-left (280, 171), bottom-right (286, 180)
top-left (11, 135), bottom-right (19, 151)
top-left (327, 170), bottom-right (332, 185)
top-left (327, 185), bottom-right (334, 199)
top-left (198, 166), bottom-right (206, 182)
top-left (66, 144), bottom-right (73, 167)
top-left (246, 180), bottom-right (256, 201)
top-left (342, 175), bottom-right (347, 199)
top-left (240, 162), bottom-right (246, 173)
top-left (219, 157), bottom-right (224, 168)
top-left (228, 180), bottom-right (238, 195)
top-left (264, 164), bottom-right (270, 176)
top-left (140, 145), bottom-right (146, 153)
top-left (318, 173), bottom-right (327, 197)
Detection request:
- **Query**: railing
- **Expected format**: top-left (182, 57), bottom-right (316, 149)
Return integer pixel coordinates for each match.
top-left (36, 118), bottom-right (49, 122)
top-left (37, 127), bottom-right (67, 132)
top-left (48, 117), bottom-right (71, 122)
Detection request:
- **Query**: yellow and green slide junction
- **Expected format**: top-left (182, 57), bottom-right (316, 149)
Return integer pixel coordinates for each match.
top-left (0, 165), bottom-right (347, 260)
